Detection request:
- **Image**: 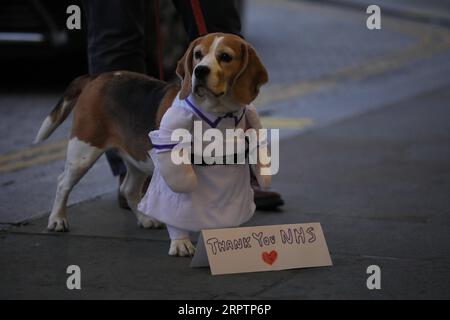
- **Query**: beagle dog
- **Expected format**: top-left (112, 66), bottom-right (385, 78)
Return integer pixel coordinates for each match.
top-left (34, 33), bottom-right (268, 256)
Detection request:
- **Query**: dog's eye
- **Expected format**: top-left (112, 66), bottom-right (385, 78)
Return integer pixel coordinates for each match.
top-left (194, 51), bottom-right (203, 60)
top-left (219, 53), bottom-right (232, 62)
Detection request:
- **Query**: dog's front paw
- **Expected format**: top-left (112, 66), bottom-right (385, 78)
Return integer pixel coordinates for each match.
top-left (137, 212), bottom-right (163, 229)
top-left (47, 216), bottom-right (69, 232)
top-left (169, 239), bottom-right (196, 257)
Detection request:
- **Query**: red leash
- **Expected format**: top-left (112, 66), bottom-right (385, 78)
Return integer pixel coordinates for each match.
top-left (190, 0), bottom-right (208, 35)
top-left (154, 0), bottom-right (208, 81)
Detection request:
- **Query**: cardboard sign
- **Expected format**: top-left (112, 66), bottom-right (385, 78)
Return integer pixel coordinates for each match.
top-left (191, 223), bottom-right (332, 275)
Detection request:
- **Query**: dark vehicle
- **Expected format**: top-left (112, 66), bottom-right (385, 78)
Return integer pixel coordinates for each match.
top-left (1, 0), bottom-right (87, 84)
top-left (0, 0), bottom-right (244, 83)
top-left (0, 0), bottom-right (86, 58)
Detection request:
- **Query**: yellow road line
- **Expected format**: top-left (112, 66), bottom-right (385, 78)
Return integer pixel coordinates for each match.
top-left (0, 139), bottom-right (67, 165)
top-left (255, 80), bottom-right (336, 109)
top-left (0, 148), bottom-right (66, 174)
top-left (261, 117), bottom-right (314, 129)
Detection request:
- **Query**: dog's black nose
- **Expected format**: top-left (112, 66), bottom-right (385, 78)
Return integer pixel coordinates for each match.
top-left (194, 65), bottom-right (210, 79)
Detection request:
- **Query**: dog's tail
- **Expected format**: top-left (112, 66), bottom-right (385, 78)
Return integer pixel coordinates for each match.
top-left (34, 75), bottom-right (95, 143)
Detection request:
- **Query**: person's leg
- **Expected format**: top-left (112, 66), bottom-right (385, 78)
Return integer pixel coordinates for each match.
top-left (172, 0), bottom-right (242, 41)
top-left (82, 0), bottom-right (149, 177)
top-left (83, 0), bottom-right (149, 74)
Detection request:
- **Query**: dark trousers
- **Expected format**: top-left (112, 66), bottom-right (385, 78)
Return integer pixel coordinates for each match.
top-left (82, 0), bottom-right (242, 176)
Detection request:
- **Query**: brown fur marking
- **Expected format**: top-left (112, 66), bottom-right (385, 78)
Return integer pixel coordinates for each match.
top-left (70, 72), bottom-right (179, 162)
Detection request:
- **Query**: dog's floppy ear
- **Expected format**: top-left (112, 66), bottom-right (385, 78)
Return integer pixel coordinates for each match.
top-left (232, 43), bottom-right (268, 105)
top-left (176, 38), bottom-right (202, 100)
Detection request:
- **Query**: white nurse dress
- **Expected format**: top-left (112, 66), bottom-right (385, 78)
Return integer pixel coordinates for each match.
top-left (137, 94), bottom-right (259, 237)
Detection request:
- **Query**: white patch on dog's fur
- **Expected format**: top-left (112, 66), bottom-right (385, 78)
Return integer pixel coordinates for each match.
top-left (35, 101), bottom-right (70, 143)
top-left (202, 36), bottom-right (223, 70)
top-left (193, 36), bottom-right (223, 92)
top-left (47, 137), bottom-right (103, 231)
top-left (34, 116), bottom-right (53, 143)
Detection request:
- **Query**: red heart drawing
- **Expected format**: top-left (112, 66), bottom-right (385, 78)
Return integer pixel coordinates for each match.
top-left (262, 250), bottom-right (278, 265)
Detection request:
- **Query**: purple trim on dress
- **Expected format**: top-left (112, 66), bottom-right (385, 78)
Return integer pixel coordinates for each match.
top-left (185, 97), bottom-right (220, 128)
top-left (185, 97), bottom-right (246, 128)
top-left (153, 143), bottom-right (178, 150)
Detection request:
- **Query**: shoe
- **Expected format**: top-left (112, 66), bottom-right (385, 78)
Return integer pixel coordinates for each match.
top-left (253, 186), bottom-right (285, 210)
